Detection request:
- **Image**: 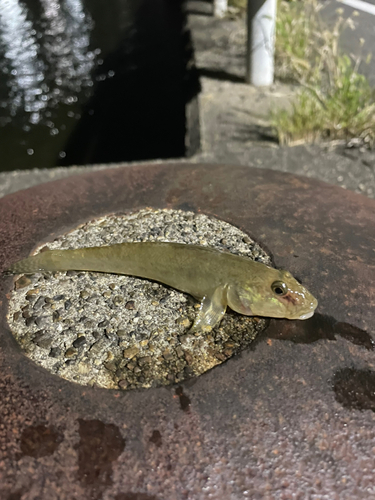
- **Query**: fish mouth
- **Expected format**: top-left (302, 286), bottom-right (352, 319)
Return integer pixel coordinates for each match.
top-left (297, 311), bottom-right (315, 320)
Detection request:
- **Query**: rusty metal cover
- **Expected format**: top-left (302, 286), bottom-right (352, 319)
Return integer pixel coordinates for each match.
top-left (1, 163), bottom-right (375, 500)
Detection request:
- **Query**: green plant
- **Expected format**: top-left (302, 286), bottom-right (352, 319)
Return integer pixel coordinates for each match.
top-left (273, 0), bottom-right (375, 146)
top-left (275, 0), bottom-right (322, 83)
top-left (228, 0), bottom-right (247, 11)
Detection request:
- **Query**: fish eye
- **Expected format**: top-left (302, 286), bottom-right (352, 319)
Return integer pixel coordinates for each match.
top-left (271, 281), bottom-right (288, 296)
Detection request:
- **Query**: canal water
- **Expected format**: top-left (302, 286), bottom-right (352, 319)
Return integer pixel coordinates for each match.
top-left (0, 0), bottom-right (200, 171)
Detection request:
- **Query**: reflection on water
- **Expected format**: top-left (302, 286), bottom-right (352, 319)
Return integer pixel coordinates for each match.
top-left (39, 0), bottom-right (96, 102)
top-left (0, 0), bottom-right (198, 171)
top-left (0, 0), bottom-right (45, 117)
top-left (0, 0), bottom-right (97, 123)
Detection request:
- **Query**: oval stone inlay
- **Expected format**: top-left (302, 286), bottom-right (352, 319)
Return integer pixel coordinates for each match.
top-left (7, 208), bottom-right (271, 389)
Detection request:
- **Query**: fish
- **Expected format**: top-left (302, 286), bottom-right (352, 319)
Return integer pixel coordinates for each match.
top-left (6, 242), bottom-right (318, 332)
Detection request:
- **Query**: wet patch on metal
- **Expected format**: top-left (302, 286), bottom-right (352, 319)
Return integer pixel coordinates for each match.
top-left (20, 425), bottom-right (63, 459)
top-left (1, 163), bottom-right (375, 499)
top-left (7, 208), bottom-right (269, 389)
top-left (76, 419), bottom-right (125, 495)
top-left (333, 368), bottom-right (375, 412)
top-left (259, 313), bottom-right (374, 350)
top-left (115, 493), bottom-right (160, 500)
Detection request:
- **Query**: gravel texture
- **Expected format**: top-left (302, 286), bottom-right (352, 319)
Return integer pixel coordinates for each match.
top-left (7, 208), bottom-right (270, 390)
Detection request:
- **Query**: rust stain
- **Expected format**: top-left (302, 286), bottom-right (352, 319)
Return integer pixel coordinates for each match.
top-left (20, 425), bottom-right (63, 458)
top-left (76, 419), bottom-right (125, 497)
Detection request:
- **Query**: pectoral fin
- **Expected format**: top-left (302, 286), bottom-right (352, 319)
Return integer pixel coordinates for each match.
top-left (227, 285), bottom-right (253, 316)
top-left (190, 286), bottom-right (228, 333)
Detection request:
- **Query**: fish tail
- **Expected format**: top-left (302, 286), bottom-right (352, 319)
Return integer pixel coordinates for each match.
top-left (6, 245), bottom-right (127, 275)
top-left (6, 249), bottom-right (77, 274)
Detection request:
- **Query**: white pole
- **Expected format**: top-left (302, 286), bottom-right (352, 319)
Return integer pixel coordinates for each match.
top-left (213, 0), bottom-right (228, 17)
top-left (246, 0), bottom-right (277, 86)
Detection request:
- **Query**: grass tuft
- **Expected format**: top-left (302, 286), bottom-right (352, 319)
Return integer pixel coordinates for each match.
top-left (273, 0), bottom-right (375, 146)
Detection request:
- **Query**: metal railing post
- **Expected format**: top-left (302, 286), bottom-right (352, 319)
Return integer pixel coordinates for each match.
top-left (246, 0), bottom-right (277, 86)
top-left (213, 0), bottom-right (228, 17)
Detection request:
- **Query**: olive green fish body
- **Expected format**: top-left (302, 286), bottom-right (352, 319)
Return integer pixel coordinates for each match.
top-left (9, 243), bottom-right (249, 296)
top-left (7, 242), bottom-right (318, 331)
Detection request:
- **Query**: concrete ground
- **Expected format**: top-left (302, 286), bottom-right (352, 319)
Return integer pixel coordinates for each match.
top-left (187, 1), bottom-right (375, 199)
top-left (1, 1), bottom-right (375, 199)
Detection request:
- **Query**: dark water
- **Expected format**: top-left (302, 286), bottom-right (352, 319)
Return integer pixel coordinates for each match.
top-left (256, 313), bottom-right (375, 413)
top-left (0, 0), bottom-right (200, 171)
top-left (257, 313), bottom-right (374, 350)
top-left (175, 385), bottom-right (191, 412)
top-left (333, 368), bottom-right (375, 412)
